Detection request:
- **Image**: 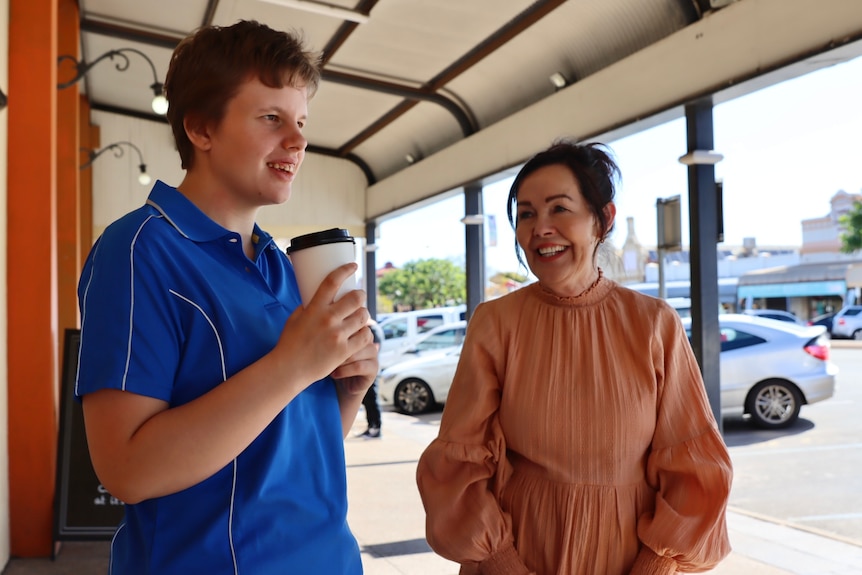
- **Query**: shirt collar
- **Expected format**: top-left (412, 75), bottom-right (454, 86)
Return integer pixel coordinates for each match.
top-left (144, 181), bottom-right (276, 253)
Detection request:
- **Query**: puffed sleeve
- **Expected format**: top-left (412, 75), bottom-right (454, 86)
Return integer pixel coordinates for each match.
top-left (632, 309), bottom-right (733, 574)
top-left (416, 303), bottom-right (534, 575)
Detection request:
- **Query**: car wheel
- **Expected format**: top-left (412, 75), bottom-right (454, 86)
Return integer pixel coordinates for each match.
top-left (853, 330), bottom-right (862, 341)
top-left (745, 379), bottom-right (802, 429)
top-left (394, 378), bottom-right (435, 415)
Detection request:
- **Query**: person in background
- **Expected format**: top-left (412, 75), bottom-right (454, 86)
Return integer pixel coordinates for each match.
top-left (416, 139), bottom-right (732, 575)
top-left (75, 20), bottom-right (377, 574)
top-left (357, 319), bottom-right (384, 438)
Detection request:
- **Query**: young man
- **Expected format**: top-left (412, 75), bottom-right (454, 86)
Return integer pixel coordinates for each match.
top-left (76, 21), bottom-right (377, 574)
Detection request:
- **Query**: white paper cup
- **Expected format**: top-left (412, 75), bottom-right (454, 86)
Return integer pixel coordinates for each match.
top-left (287, 228), bottom-right (357, 306)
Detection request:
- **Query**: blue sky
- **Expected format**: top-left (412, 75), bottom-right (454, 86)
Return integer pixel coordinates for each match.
top-left (375, 53), bottom-right (862, 275)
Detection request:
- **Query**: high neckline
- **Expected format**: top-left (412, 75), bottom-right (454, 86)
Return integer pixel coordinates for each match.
top-left (530, 272), bottom-right (615, 308)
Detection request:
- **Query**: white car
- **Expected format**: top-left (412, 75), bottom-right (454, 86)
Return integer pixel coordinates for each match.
top-left (682, 314), bottom-right (837, 429)
top-left (378, 348), bottom-right (461, 415)
top-left (378, 320), bottom-right (466, 370)
top-left (377, 305), bottom-right (466, 360)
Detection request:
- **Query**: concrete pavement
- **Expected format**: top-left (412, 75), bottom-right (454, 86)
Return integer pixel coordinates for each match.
top-left (345, 408), bottom-right (862, 575)
top-left (4, 406), bottom-right (861, 574)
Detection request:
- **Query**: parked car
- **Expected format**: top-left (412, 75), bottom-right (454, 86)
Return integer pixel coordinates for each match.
top-left (378, 348), bottom-right (461, 415)
top-left (741, 308), bottom-right (804, 325)
top-left (377, 305), bottom-right (466, 358)
top-left (666, 297), bottom-right (692, 318)
top-left (378, 320), bottom-right (467, 370)
top-left (807, 312), bottom-right (836, 334)
top-left (830, 305), bottom-right (862, 340)
top-left (682, 314), bottom-right (837, 429)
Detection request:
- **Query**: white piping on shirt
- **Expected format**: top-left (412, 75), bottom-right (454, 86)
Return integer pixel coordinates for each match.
top-left (167, 289), bottom-right (238, 575)
top-left (123, 215), bottom-right (161, 391)
top-left (145, 199), bottom-right (190, 238)
top-left (76, 240), bottom-right (99, 397)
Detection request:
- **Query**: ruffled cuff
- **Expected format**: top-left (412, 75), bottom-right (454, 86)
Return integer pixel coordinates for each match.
top-left (629, 546), bottom-right (678, 575)
top-left (477, 544), bottom-right (533, 575)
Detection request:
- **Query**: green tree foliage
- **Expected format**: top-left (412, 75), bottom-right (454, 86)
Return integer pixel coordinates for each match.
top-left (839, 201), bottom-right (862, 254)
top-left (378, 258), bottom-right (466, 310)
top-left (489, 271), bottom-right (528, 285)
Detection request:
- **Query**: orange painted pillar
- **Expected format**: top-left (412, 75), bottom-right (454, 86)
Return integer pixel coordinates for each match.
top-left (79, 98), bottom-right (96, 261)
top-left (57, 0), bottom-right (81, 351)
top-left (7, 0), bottom-right (59, 557)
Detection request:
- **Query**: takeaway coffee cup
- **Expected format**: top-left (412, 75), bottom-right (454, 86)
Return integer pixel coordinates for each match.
top-left (287, 228), bottom-right (357, 306)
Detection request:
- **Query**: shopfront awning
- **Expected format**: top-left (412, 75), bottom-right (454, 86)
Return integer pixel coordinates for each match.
top-left (736, 259), bottom-right (862, 299)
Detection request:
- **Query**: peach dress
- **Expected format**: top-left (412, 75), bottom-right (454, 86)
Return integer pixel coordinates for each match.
top-left (416, 278), bottom-right (732, 575)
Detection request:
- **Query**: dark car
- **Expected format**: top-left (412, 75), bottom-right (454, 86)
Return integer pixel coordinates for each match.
top-left (807, 312), bottom-right (836, 333)
top-left (742, 309), bottom-right (804, 325)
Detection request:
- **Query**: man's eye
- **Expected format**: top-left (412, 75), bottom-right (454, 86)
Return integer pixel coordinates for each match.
top-left (263, 114), bottom-right (279, 122)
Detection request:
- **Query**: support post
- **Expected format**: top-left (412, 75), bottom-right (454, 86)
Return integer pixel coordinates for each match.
top-left (464, 183), bottom-right (485, 320)
top-left (365, 221), bottom-right (378, 321)
top-left (682, 99), bottom-right (723, 432)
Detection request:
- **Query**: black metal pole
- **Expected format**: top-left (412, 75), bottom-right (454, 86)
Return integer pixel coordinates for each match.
top-left (464, 183), bottom-right (485, 321)
top-left (684, 98), bottom-right (723, 433)
top-left (365, 221), bottom-right (378, 321)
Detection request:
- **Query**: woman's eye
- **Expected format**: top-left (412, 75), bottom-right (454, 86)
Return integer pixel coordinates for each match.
top-left (517, 210), bottom-right (534, 221)
top-left (553, 204), bottom-right (569, 213)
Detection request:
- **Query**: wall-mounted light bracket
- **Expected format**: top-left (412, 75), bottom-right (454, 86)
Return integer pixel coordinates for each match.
top-left (58, 48), bottom-right (168, 114)
top-left (678, 150), bottom-right (724, 165)
top-left (460, 214), bottom-right (485, 225)
top-left (80, 141), bottom-right (152, 186)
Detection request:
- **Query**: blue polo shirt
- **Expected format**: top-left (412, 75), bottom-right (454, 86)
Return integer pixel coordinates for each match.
top-left (77, 181), bottom-right (362, 575)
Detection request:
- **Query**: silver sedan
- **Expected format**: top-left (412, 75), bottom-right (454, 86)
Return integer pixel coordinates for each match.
top-left (682, 314), bottom-right (838, 429)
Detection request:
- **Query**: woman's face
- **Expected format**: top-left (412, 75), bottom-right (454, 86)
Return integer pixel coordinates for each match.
top-left (515, 163), bottom-right (614, 296)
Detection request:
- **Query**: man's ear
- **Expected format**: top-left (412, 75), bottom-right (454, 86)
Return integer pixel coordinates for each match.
top-left (184, 114), bottom-right (213, 153)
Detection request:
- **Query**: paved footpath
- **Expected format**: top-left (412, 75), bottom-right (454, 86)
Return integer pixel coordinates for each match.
top-left (345, 409), bottom-right (862, 575)
top-left (4, 405), bottom-right (860, 574)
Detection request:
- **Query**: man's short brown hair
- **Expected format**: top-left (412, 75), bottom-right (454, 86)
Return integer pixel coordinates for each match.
top-left (164, 20), bottom-right (321, 170)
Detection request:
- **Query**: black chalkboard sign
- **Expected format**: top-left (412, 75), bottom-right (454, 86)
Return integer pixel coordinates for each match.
top-left (54, 328), bottom-right (125, 540)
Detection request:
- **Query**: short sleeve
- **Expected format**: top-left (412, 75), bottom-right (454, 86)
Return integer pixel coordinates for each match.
top-left (77, 217), bottom-right (180, 401)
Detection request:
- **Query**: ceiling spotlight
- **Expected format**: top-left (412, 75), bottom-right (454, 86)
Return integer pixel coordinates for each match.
top-left (549, 72), bottom-right (568, 90)
top-left (405, 154), bottom-right (416, 164)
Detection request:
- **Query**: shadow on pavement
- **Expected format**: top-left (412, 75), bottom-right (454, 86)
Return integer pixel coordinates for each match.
top-left (722, 416), bottom-right (814, 447)
top-left (362, 538), bottom-right (434, 558)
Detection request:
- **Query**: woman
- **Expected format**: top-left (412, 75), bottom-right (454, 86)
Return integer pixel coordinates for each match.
top-left (416, 140), bottom-right (732, 575)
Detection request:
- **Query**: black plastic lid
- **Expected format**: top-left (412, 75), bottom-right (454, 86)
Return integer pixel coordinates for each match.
top-left (287, 228), bottom-right (355, 253)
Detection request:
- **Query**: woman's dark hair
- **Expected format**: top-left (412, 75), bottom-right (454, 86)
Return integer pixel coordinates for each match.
top-left (165, 20), bottom-right (322, 170)
top-left (506, 139), bottom-right (620, 268)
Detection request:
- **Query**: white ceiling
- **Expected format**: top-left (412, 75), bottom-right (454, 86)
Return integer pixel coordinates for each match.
top-left (71, 0), bottom-right (862, 222)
